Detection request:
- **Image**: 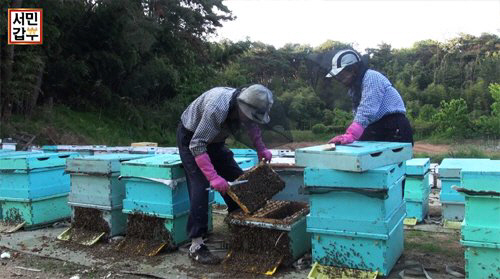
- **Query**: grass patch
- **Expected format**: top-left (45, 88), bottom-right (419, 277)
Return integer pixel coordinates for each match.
top-left (405, 231), bottom-right (463, 258)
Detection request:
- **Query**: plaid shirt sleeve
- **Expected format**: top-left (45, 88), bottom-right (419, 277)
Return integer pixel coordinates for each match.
top-left (354, 70), bottom-right (406, 127)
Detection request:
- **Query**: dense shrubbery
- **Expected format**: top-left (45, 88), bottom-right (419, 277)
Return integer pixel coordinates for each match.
top-left (1, 1), bottom-right (499, 143)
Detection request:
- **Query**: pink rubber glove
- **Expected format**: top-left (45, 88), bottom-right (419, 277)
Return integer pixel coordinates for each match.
top-left (329, 122), bottom-right (364, 145)
top-left (248, 124), bottom-right (272, 162)
top-left (195, 153), bottom-right (229, 194)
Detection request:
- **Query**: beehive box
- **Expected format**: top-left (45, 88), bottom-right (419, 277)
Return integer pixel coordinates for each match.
top-left (308, 213), bottom-right (405, 276)
top-left (295, 142), bottom-right (412, 172)
top-left (307, 176), bottom-right (404, 230)
top-left (438, 158), bottom-right (491, 179)
top-left (0, 152), bottom-right (79, 199)
top-left (118, 208), bottom-right (212, 254)
top-left (120, 154), bottom-right (194, 218)
top-left (304, 163), bottom-right (405, 189)
top-left (460, 160), bottom-right (500, 192)
top-left (66, 154), bottom-right (151, 210)
top-left (307, 199), bottom-right (406, 235)
top-left (271, 158), bottom-right (308, 203)
top-left (42, 145), bottom-right (107, 155)
top-left (405, 198), bottom-right (429, 222)
top-left (404, 173), bottom-right (430, 201)
top-left (440, 178), bottom-right (464, 202)
top-left (59, 206), bottom-right (127, 244)
top-left (405, 158), bottom-right (430, 176)
top-left (225, 201), bottom-right (310, 272)
top-left (0, 193), bottom-right (71, 227)
top-left (461, 195), bottom-right (500, 243)
top-left (461, 240), bottom-right (499, 279)
top-left (441, 201), bottom-right (465, 221)
top-left (231, 148), bottom-right (259, 166)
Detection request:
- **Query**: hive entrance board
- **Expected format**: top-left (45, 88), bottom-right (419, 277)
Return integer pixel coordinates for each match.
top-left (0, 208), bottom-right (26, 233)
top-left (58, 207), bottom-right (110, 245)
top-left (308, 262), bottom-right (378, 279)
top-left (227, 163), bottom-right (285, 214)
top-left (115, 213), bottom-right (171, 256)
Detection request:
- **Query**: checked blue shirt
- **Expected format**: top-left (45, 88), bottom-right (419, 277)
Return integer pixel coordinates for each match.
top-left (351, 69), bottom-right (406, 128)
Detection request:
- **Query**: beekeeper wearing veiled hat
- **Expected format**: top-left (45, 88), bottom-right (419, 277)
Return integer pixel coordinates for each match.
top-left (177, 84), bottom-right (273, 265)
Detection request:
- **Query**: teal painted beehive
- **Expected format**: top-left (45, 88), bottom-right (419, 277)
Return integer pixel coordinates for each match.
top-left (227, 201), bottom-right (310, 266)
top-left (440, 178), bottom-right (464, 202)
top-left (295, 141), bottom-right (412, 171)
top-left (307, 176), bottom-right (404, 229)
top-left (461, 240), bottom-right (500, 279)
top-left (67, 154), bottom-right (151, 209)
top-left (121, 155), bottom-right (196, 218)
top-left (272, 159), bottom-right (308, 202)
top-left (0, 152), bottom-right (79, 199)
top-left (405, 158), bottom-right (430, 176)
top-left (307, 199), bottom-right (406, 235)
top-left (304, 163), bottom-right (404, 189)
top-left (460, 160), bottom-right (500, 192)
top-left (231, 148), bottom-right (259, 166)
top-left (438, 158), bottom-right (491, 179)
top-left (405, 198), bottom-right (429, 222)
top-left (404, 173), bottom-right (430, 201)
top-left (0, 193), bottom-right (71, 227)
top-left (461, 195), bottom-right (500, 243)
top-left (308, 213), bottom-right (405, 276)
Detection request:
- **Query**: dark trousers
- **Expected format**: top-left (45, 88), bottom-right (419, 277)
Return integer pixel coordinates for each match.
top-left (359, 113), bottom-right (414, 145)
top-left (358, 113), bottom-right (413, 198)
top-left (177, 124), bottom-right (242, 239)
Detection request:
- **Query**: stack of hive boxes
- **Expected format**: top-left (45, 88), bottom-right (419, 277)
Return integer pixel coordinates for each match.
top-left (0, 152), bottom-right (79, 228)
top-left (65, 154), bottom-right (151, 239)
top-left (404, 158), bottom-right (431, 223)
top-left (296, 142), bottom-right (412, 276)
top-left (438, 158), bottom-right (490, 224)
top-left (120, 154), bottom-right (212, 247)
top-left (459, 160), bottom-right (500, 279)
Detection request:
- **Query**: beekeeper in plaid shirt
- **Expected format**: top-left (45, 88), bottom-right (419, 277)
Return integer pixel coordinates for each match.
top-left (177, 84), bottom-right (273, 265)
top-left (326, 49), bottom-right (413, 145)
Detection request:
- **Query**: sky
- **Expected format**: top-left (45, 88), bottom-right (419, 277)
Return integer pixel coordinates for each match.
top-left (211, 0), bottom-right (500, 52)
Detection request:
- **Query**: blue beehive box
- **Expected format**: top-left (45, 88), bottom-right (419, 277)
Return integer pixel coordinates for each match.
top-left (0, 193), bottom-right (71, 227)
top-left (405, 158), bottom-right (430, 176)
top-left (0, 152), bottom-right (79, 199)
top-left (460, 160), bottom-right (500, 192)
top-left (306, 176), bottom-right (405, 234)
top-left (405, 198), bottom-right (429, 222)
top-left (404, 173), bottom-right (430, 201)
top-left (438, 158), bottom-right (491, 222)
top-left (231, 148), bottom-right (259, 166)
top-left (271, 158), bottom-right (308, 203)
top-left (121, 154), bottom-right (190, 218)
top-left (304, 163), bottom-right (405, 189)
top-left (67, 154), bottom-right (151, 209)
top-left (461, 240), bottom-right (500, 279)
top-left (296, 142), bottom-right (412, 171)
top-left (439, 158), bottom-right (490, 179)
top-left (308, 213), bottom-right (405, 276)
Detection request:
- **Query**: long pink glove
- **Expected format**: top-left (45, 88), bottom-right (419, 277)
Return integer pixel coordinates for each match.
top-left (248, 124), bottom-right (272, 162)
top-left (195, 153), bottom-right (229, 194)
top-left (329, 122), bottom-right (364, 144)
